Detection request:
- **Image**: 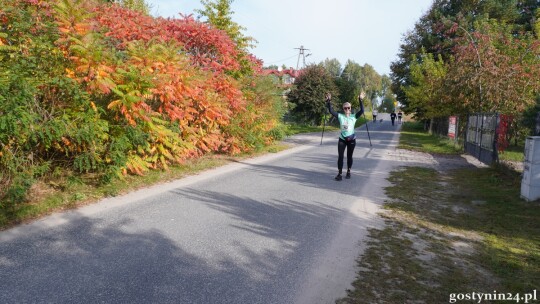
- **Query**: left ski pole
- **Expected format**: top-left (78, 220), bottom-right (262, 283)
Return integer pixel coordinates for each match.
top-left (320, 112), bottom-right (326, 145)
top-left (363, 112), bottom-right (372, 146)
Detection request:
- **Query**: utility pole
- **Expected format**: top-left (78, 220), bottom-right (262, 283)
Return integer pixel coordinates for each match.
top-left (295, 45), bottom-right (310, 70)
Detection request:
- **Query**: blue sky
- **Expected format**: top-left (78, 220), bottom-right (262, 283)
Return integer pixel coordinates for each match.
top-left (145, 1), bottom-right (434, 76)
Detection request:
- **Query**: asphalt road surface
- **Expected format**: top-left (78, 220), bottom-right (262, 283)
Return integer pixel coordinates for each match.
top-left (1, 114), bottom-right (403, 304)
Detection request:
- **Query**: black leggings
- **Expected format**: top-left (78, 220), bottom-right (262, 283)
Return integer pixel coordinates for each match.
top-left (337, 138), bottom-right (356, 173)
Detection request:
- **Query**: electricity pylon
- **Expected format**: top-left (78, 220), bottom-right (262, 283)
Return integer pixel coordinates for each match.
top-left (295, 45), bottom-right (310, 70)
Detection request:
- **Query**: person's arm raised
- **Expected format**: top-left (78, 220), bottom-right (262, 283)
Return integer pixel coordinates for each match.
top-left (326, 93), bottom-right (338, 118)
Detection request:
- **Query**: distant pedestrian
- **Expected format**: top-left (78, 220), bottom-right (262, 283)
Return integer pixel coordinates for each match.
top-left (325, 91), bottom-right (365, 181)
top-left (398, 111), bottom-right (403, 123)
top-left (372, 109), bottom-right (378, 122)
top-left (390, 111), bottom-right (397, 126)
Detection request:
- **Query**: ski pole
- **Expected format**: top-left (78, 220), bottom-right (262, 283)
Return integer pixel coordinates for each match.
top-left (363, 112), bottom-right (372, 146)
top-left (320, 112), bottom-right (326, 145)
top-left (359, 90), bottom-right (372, 146)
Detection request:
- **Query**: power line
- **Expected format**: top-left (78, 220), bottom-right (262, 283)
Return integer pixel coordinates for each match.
top-left (265, 54), bottom-right (298, 65)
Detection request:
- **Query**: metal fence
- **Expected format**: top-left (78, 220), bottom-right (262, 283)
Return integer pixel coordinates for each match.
top-left (465, 113), bottom-right (499, 165)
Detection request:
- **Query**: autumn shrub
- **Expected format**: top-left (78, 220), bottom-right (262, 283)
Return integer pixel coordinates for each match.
top-left (0, 0), bottom-right (284, 208)
top-left (224, 75), bottom-right (286, 152)
top-left (0, 0), bottom-right (109, 207)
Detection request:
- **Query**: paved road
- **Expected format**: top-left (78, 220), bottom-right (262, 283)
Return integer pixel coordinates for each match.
top-left (1, 114), bottom-right (404, 304)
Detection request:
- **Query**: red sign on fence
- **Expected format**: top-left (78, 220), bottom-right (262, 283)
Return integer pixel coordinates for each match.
top-left (448, 116), bottom-right (457, 139)
top-left (497, 114), bottom-right (512, 152)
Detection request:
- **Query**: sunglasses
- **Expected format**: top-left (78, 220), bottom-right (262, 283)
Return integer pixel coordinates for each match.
top-left (343, 107), bottom-right (351, 110)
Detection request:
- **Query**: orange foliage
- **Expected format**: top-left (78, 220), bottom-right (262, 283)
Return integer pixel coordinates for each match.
top-left (49, 0), bottom-right (270, 175)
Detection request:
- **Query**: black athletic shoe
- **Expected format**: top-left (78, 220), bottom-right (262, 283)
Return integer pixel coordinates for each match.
top-left (345, 172), bottom-right (351, 179)
top-left (334, 174), bottom-right (342, 181)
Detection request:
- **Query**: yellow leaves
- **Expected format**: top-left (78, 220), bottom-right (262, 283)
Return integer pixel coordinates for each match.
top-left (155, 144), bottom-right (166, 155)
top-left (58, 27), bottom-right (71, 34)
top-left (65, 68), bottom-right (75, 78)
top-left (107, 99), bottom-right (121, 110)
top-left (142, 93), bottom-right (153, 99)
top-left (98, 69), bottom-right (110, 78)
top-left (126, 154), bottom-right (148, 176)
top-left (74, 23), bottom-right (91, 36)
top-left (159, 155), bottom-right (168, 170)
top-left (54, 0), bottom-right (96, 35)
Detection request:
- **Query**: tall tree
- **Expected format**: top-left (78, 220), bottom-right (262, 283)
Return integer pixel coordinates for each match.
top-left (341, 60), bottom-right (362, 80)
top-left (358, 64), bottom-right (382, 101)
top-left (196, 0), bottom-right (255, 51)
top-left (100, 0), bottom-right (149, 14)
top-left (334, 77), bottom-right (357, 107)
top-left (287, 64), bottom-right (337, 125)
top-left (320, 58), bottom-right (358, 107)
top-left (339, 60), bottom-right (363, 109)
top-left (381, 75), bottom-right (392, 98)
top-left (195, 0), bottom-right (259, 77)
top-left (390, 0), bottom-right (453, 114)
top-left (380, 95), bottom-right (397, 113)
top-left (402, 49), bottom-right (448, 123)
top-left (322, 58), bottom-right (342, 77)
top-left (378, 75), bottom-right (395, 112)
top-left (391, 0), bottom-right (540, 116)
top-left (444, 19), bottom-right (540, 115)
top-left (340, 60), bottom-right (383, 110)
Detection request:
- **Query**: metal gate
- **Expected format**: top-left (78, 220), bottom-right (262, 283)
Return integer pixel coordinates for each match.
top-left (465, 113), bottom-right (499, 165)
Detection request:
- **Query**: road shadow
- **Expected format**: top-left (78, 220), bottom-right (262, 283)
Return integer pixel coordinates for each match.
top-left (0, 211), bottom-right (303, 303)
top-left (169, 187), bottom-right (380, 301)
top-left (0, 190), bottom-right (378, 304)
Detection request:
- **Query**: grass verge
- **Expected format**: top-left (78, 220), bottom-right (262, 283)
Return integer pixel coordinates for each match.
top-left (338, 166), bottom-right (539, 303)
top-left (499, 144), bottom-right (525, 162)
top-left (399, 121), bottom-right (462, 154)
top-left (285, 123), bottom-right (339, 135)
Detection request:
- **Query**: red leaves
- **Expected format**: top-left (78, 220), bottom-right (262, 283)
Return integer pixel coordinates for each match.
top-left (30, 0), bottom-right (273, 176)
top-left (94, 5), bottom-right (241, 73)
top-left (447, 21), bottom-right (540, 114)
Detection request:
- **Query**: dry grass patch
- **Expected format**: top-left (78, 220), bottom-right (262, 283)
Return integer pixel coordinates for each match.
top-left (338, 165), bottom-right (539, 304)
